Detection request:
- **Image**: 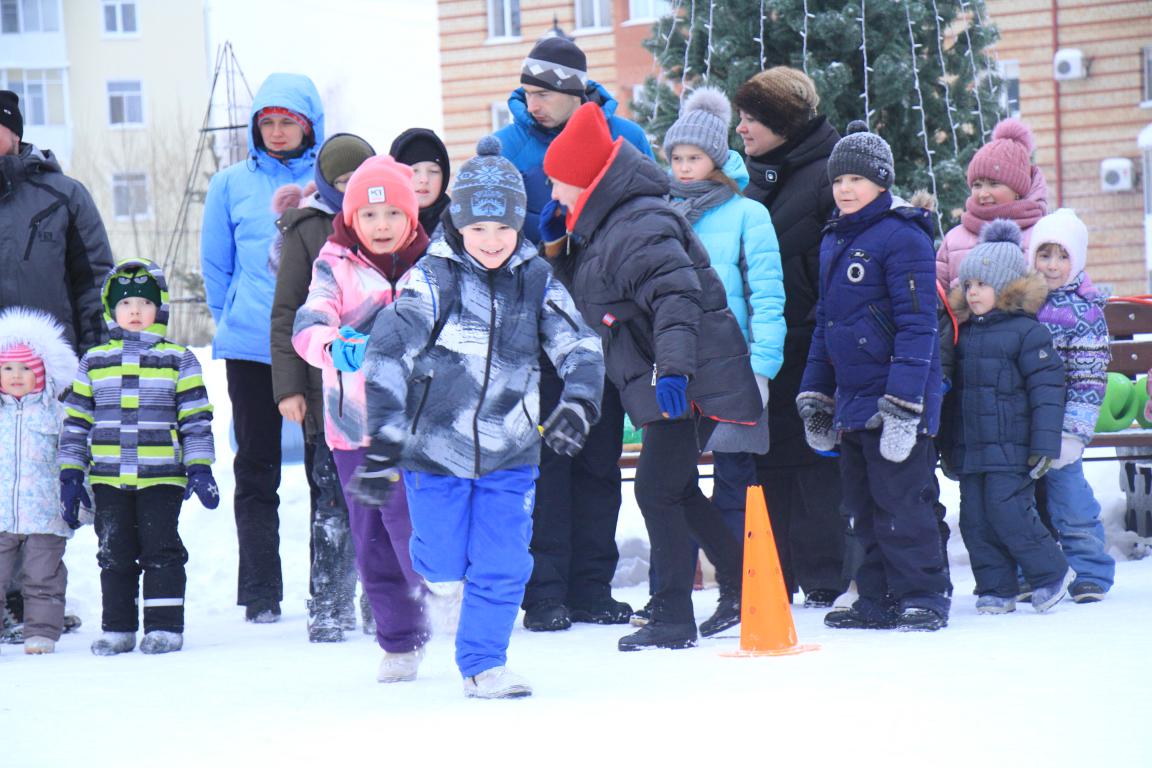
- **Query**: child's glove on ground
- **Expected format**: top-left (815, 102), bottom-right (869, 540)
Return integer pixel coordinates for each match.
top-left (184, 464), bottom-right (220, 509)
top-left (866, 396), bottom-right (921, 463)
top-left (330, 326), bottom-right (369, 373)
top-left (796, 392), bottom-right (836, 453)
top-left (541, 402), bottom-right (591, 457)
top-left (349, 439), bottom-right (401, 507)
top-left (59, 469), bottom-right (90, 530)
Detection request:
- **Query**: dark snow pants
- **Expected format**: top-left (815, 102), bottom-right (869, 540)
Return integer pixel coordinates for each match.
top-left (305, 440), bottom-right (357, 621)
top-left (93, 485), bottom-right (187, 633)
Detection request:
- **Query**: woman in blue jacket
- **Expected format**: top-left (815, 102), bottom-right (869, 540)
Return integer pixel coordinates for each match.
top-left (664, 87), bottom-right (785, 538)
top-left (200, 73), bottom-right (324, 623)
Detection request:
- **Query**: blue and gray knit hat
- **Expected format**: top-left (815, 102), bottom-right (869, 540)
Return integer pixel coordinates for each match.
top-left (827, 120), bottom-right (895, 189)
top-left (960, 219), bottom-right (1029, 296)
top-left (449, 136), bottom-right (527, 231)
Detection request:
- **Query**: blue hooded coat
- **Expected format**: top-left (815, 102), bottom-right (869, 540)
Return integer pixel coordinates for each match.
top-left (201, 73), bottom-right (325, 363)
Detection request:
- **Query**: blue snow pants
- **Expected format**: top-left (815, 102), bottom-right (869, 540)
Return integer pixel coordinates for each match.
top-left (403, 465), bottom-right (537, 678)
top-left (1041, 459), bottom-right (1114, 591)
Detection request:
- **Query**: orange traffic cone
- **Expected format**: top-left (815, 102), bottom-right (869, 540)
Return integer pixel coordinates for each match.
top-left (723, 485), bottom-right (819, 657)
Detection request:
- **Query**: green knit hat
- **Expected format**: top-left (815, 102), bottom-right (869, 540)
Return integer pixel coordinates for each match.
top-left (106, 268), bottom-right (161, 312)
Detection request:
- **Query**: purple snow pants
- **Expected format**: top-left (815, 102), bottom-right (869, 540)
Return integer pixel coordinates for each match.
top-left (332, 448), bottom-right (428, 653)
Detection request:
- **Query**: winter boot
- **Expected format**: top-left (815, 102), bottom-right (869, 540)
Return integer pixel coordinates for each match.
top-left (618, 620), bottom-right (698, 651)
top-left (1031, 569), bottom-right (1074, 613)
top-left (975, 595), bottom-right (1016, 614)
top-left (245, 601), bottom-right (281, 624)
top-left (1016, 580), bottom-right (1034, 603)
top-left (523, 600), bottom-right (572, 632)
top-left (91, 631), bottom-right (137, 656)
top-left (62, 614), bottom-right (82, 634)
top-left (569, 597), bottom-right (633, 625)
top-left (425, 580), bottom-right (464, 635)
top-left (23, 636), bottom-right (55, 654)
top-left (802, 589), bottom-right (840, 609)
top-left (824, 599), bottom-right (899, 630)
top-left (360, 593), bottom-right (376, 636)
top-left (895, 607), bottom-right (948, 632)
top-left (1070, 581), bottom-right (1106, 604)
top-left (629, 599), bottom-right (654, 627)
top-left (699, 588), bottom-right (741, 637)
top-left (832, 581), bottom-right (859, 610)
top-left (463, 666), bottom-right (533, 699)
top-left (307, 599), bottom-right (344, 643)
top-left (377, 646), bottom-right (425, 683)
top-left (140, 631), bottom-right (184, 654)
top-left (0, 622), bottom-right (22, 644)
top-left (337, 597), bottom-right (358, 632)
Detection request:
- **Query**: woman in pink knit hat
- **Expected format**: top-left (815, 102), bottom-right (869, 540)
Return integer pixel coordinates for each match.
top-left (936, 118), bottom-right (1049, 290)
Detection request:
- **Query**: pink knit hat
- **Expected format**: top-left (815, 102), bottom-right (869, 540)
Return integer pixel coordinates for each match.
top-left (966, 118), bottom-right (1035, 198)
top-left (341, 155), bottom-right (419, 229)
top-left (0, 343), bottom-right (45, 394)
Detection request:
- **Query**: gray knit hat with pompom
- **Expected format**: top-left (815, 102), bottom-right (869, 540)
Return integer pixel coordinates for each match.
top-left (663, 86), bottom-right (732, 168)
top-left (827, 120), bottom-right (895, 189)
top-left (450, 135), bottom-right (527, 231)
top-left (959, 219), bottom-right (1029, 296)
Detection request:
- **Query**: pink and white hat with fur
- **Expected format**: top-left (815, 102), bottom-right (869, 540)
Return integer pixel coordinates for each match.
top-left (1028, 207), bottom-right (1088, 277)
top-left (0, 307), bottom-right (79, 396)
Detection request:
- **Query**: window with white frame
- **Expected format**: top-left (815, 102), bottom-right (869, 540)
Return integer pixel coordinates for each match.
top-left (628, 0), bottom-right (672, 22)
top-left (1142, 46), bottom-right (1152, 104)
top-left (112, 172), bottom-right (150, 219)
top-left (102, 0), bottom-right (137, 34)
top-left (999, 59), bottom-right (1020, 119)
top-left (0, 68), bottom-right (65, 125)
top-left (107, 80), bottom-right (143, 126)
top-left (0, 0), bottom-right (60, 33)
top-left (575, 0), bottom-right (611, 29)
top-left (491, 101), bottom-right (512, 132)
top-left (487, 0), bottom-right (520, 39)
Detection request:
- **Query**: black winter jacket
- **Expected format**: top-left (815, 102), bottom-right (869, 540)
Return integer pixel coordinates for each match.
top-left (556, 140), bottom-right (761, 428)
top-left (743, 117), bottom-right (840, 465)
top-left (942, 273), bottom-right (1066, 474)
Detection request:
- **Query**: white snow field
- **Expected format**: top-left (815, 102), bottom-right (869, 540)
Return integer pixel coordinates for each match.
top-left (4, 354), bottom-right (1149, 766)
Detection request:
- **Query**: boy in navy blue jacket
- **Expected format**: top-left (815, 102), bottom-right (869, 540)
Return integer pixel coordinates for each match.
top-left (797, 122), bottom-right (951, 631)
top-left (943, 220), bottom-right (1071, 614)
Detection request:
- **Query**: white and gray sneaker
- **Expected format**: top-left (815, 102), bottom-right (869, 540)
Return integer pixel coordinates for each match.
top-left (1032, 569), bottom-right (1075, 613)
top-left (975, 595), bottom-right (1016, 614)
top-left (463, 666), bottom-right (533, 699)
top-left (140, 630), bottom-right (184, 654)
top-left (91, 631), bottom-right (137, 656)
top-left (377, 646), bottom-right (425, 683)
top-left (425, 580), bottom-right (464, 635)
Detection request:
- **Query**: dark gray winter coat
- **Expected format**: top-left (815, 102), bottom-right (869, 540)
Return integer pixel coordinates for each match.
top-left (555, 140), bottom-right (761, 428)
top-left (942, 272), bottom-right (1066, 474)
top-left (0, 143), bottom-right (114, 354)
top-left (363, 236), bottom-right (604, 479)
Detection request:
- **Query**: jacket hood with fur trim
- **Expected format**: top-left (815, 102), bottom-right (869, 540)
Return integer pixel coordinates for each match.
top-left (0, 307), bottom-right (79, 395)
top-left (949, 271), bottom-right (1049, 325)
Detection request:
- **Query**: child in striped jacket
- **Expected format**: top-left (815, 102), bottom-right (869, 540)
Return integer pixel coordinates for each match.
top-left (59, 257), bottom-right (217, 656)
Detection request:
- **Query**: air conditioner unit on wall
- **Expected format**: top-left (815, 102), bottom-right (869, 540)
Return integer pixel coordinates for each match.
top-left (1054, 48), bottom-right (1088, 81)
top-left (1101, 158), bottom-right (1135, 192)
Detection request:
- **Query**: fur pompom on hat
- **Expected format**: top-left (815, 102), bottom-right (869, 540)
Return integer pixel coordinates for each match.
top-left (449, 136), bottom-right (527, 230)
top-left (543, 102), bottom-right (617, 190)
top-left (1028, 208), bottom-right (1089, 278)
top-left (959, 219), bottom-right (1030, 296)
top-left (966, 118), bottom-right (1035, 199)
top-left (663, 86), bottom-right (733, 169)
top-left (827, 120), bottom-right (895, 189)
top-left (0, 307), bottom-right (78, 395)
top-left (733, 67), bottom-right (820, 142)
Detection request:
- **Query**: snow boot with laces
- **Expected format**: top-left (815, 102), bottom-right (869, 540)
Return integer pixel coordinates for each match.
top-left (377, 646), bottom-right (425, 683)
top-left (463, 666), bottom-right (532, 699)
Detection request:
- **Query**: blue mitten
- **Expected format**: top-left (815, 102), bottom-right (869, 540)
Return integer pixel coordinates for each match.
top-left (539, 199), bottom-right (568, 244)
top-left (59, 469), bottom-right (90, 530)
top-left (655, 375), bottom-right (689, 419)
top-left (330, 325), bottom-right (369, 373)
top-left (184, 464), bottom-right (220, 509)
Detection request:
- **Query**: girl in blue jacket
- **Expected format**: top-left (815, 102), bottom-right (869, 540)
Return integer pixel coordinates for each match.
top-left (664, 87), bottom-right (784, 541)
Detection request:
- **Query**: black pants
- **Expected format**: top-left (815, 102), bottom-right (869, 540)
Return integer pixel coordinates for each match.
top-left (306, 439), bottom-right (357, 617)
top-left (756, 457), bottom-right (847, 599)
top-left (524, 366), bottom-right (625, 610)
top-left (226, 360), bottom-right (283, 607)
top-left (94, 485), bottom-right (188, 633)
top-left (635, 415), bottom-right (742, 624)
top-left (839, 431), bottom-right (951, 616)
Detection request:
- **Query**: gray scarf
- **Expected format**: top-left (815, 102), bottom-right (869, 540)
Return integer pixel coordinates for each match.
top-left (667, 177), bottom-right (736, 223)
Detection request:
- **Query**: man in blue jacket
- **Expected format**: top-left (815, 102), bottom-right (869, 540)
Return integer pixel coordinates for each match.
top-left (494, 36), bottom-right (653, 632)
top-left (201, 73), bottom-right (324, 624)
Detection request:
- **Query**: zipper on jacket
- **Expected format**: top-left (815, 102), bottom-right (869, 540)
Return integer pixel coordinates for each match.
top-left (410, 372), bottom-right (434, 434)
top-left (651, 363), bottom-right (658, 386)
top-left (908, 273), bottom-right (920, 314)
top-left (473, 272), bottom-right (498, 477)
top-left (546, 299), bottom-right (579, 332)
top-left (23, 200), bottom-right (66, 261)
top-left (11, 402), bottom-right (22, 533)
top-left (868, 304), bottom-right (896, 340)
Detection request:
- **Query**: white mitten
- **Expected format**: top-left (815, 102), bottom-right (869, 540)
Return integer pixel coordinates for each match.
top-left (1049, 433), bottom-right (1085, 470)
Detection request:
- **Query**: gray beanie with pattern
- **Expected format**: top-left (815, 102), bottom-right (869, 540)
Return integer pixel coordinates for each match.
top-left (959, 219), bottom-right (1029, 295)
top-left (663, 86), bottom-right (732, 169)
top-left (449, 135), bottom-right (527, 231)
top-left (827, 120), bottom-right (895, 189)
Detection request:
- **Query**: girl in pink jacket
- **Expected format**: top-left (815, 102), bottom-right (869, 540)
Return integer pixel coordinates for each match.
top-left (292, 155), bottom-right (431, 683)
top-left (936, 118), bottom-right (1048, 290)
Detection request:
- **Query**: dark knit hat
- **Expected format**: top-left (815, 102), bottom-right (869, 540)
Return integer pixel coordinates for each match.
top-left (106, 268), bottom-right (162, 312)
top-left (733, 67), bottom-right (819, 141)
top-left (389, 128), bottom-right (450, 186)
top-left (959, 219), bottom-right (1029, 296)
top-left (449, 136), bottom-right (527, 230)
top-left (663, 86), bottom-right (732, 168)
top-left (315, 133), bottom-right (375, 211)
top-left (827, 121), bottom-right (895, 189)
top-left (0, 90), bottom-right (22, 139)
top-left (521, 37), bottom-right (588, 97)
top-left (543, 101), bottom-right (616, 189)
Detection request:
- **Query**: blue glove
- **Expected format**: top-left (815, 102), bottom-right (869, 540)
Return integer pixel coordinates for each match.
top-left (330, 325), bottom-right (368, 373)
top-left (184, 464), bottom-right (220, 509)
top-left (655, 375), bottom-right (689, 419)
top-left (539, 199), bottom-right (568, 243)
top-left (59, 469), bottom-right (90, 530)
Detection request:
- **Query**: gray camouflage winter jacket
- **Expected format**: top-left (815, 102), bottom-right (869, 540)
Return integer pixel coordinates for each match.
top-left (363, 237), bottom-right (604, 479)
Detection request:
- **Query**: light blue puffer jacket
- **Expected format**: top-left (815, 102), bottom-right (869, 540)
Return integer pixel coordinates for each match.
top-left (674, 150), bottom-right (786, 379)
top-left (201, 73), bottom-right (325, 363)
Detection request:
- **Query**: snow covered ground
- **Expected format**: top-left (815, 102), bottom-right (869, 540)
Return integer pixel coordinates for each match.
top-left (4, 354), bottom-right (1150, 766)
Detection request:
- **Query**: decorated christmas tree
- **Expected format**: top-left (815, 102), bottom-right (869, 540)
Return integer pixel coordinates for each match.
top-left (636, 0), bottom-right (1005, 231)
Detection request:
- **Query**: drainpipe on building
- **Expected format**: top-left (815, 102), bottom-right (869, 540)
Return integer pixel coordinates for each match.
top-left (1051, 0), bottom-right (1064, 208)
